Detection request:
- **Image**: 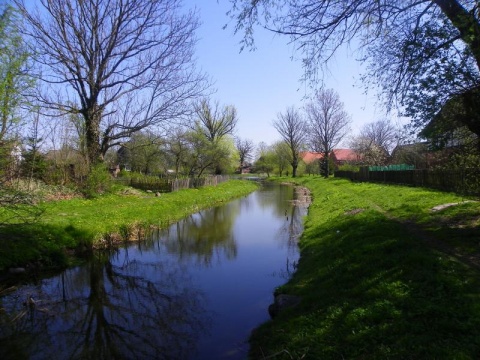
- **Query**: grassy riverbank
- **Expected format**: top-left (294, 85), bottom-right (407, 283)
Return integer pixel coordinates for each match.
top-left (0, 179), bottom-right (258, 271)
top-left (250, 176), bottom-right (480, 359)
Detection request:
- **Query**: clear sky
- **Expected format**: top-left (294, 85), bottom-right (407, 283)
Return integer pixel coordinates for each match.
top-left (187, 0), bottom-right (390, 148)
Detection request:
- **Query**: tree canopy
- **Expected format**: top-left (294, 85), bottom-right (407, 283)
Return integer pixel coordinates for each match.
top-left (15, 0), bottom-right (208, 165)
top-left (0, 3), bottom-right (32, 143)
top-left (228, 0), bottom-right (480, 136)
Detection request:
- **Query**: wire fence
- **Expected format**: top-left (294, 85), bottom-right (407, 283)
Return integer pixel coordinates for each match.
top-left (335, 167), bottom-right (480, 196)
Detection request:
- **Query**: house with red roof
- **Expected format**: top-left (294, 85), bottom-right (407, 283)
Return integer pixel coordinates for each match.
top-left (302, 149), bottom-right (362, 166)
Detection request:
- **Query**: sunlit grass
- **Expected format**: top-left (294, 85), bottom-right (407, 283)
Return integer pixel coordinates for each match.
top-left (0, 179), bottom-right (258, 270)
top-left (249, 176), bottom-right (480, 359)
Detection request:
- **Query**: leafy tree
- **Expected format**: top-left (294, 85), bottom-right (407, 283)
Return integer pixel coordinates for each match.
top-left (253, 146), bottom-right (275, 177)
top-left (193, 98), bottom-right (238, 143)
top-left (164, 128), bottom-right (190, 176)
top-left (419, 92), bottom-right (480, 151)
top-left (0, 3), bottom-right (31, 143)
top-left (228, 0), bottom-right (480, 136)
top-left (191, 98), bottom-right (238, 174)
top-left (305, 89), bottom-right (351, 177)
top-left (273, 106), bottom-right (308, 177)
top-left (15, 0), bottom-right (208, 166)
top-left (122, 132), bottom-right (166, 175)
top-left (184, 129), bottom-right (232, 177)
top-left (391, 142), bottom-right (428, 169)
top-left (271, 140), bottom-right (290, 176)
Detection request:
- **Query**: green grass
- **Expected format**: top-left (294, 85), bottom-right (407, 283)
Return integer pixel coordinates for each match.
top-left (0, 179), bottom-right (258, 270)
top-left (249, 176), bottom-right (480, 359)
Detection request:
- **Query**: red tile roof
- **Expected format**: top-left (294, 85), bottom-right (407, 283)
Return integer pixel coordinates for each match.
top-left (301, 149), bottom-right (361, 164)
top-left (332, 149), bottom-right (360, 162)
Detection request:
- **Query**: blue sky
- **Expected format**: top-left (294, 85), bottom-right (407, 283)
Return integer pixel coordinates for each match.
top-left (188, 1), bottom-right (388, 147)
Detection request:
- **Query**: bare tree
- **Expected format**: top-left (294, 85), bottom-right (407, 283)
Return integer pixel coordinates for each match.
top-left (228, 1), bottom-right (480, 137)
top-left (235, 137), bottom-right (254, 172)
top-left (305, 88), bottom-right (351, 177)
top-left (15, 0), bottom-right (209, 166)
top-left (360, 120), bottom-right (399, 155)
top-left (164, 128), bottom-right (190, 176)
top-left (192, 98), bottom-right (238, 143)
top-left (350, 119), bottom-right (399, 165)
top-left (273, 106), bottom-right (307, 177)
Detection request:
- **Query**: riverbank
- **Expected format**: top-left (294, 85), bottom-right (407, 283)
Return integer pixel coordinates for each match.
top-left (249, 176), bottom-right (480, 359)
top-left (0, 179), bottom-right (259, 273)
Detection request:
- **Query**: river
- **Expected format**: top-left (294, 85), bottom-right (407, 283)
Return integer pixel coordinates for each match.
top-left (0, 182), bottom-right (309, 359)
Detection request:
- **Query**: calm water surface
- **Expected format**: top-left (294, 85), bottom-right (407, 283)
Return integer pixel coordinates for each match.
top-left (0, 183), bottom-right (308, 359)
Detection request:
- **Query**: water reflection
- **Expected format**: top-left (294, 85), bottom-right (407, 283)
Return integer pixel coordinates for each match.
top-left (0, 183), bottom-right (309, 360)
top-left (161, 204), bottom-right (239, 266)
top-left (0, 250), bottom-right (208, 359)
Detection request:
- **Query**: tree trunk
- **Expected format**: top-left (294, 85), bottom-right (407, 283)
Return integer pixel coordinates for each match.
top-left (434, 0), bottom-right (480, 71)
top-left (324, 151), bottom-right (330, 178)
top-left (291, 157), bottom-right (298, 177)
top-left (84, 108), bottom-right (103, 166)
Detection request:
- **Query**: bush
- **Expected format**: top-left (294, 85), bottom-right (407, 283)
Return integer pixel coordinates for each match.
top-left (81, 164), bottom-right (113, 198)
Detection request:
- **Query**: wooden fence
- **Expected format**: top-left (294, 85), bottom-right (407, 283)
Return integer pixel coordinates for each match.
top-left (115, 175), bottom-right (231, 193)
top-left (335, 168), bottom-right (480, 196)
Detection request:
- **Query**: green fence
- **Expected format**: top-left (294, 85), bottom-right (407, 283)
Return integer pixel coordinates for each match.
top-left (368, 164), bottom-right (415, 171)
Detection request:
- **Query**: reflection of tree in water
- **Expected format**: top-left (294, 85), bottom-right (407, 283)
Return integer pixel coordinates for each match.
top-left (275, 187), bottom-right (311, 278)
top-left (0, 249), bottom-right (208, 359)
top-left (255, 183), bottom-right (295, 217)
top-left (160, 204), bottom-right (239, 266)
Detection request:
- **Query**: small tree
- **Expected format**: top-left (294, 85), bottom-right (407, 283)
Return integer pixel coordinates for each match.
top-left (271, 141), bottom-right (290, 176)
top-left (192, 98), bottom-right (238, 174)
top-left (164, 128), bottom-right (190, 177)
top-left (123, 132), bottom-right (166, 175)
top-left (305, 89), bottom-right (351, 177)
top-left (235, 137), bottom-right (254, 173)
top-left (273, 106), bottom-right (308, 177)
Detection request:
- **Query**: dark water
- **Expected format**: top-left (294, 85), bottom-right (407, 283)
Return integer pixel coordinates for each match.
top-left (0, 183), bottom-right (308, 359)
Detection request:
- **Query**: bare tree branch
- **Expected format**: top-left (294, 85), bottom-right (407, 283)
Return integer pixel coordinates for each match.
top-left (15, 0), bottom-right (210, 165)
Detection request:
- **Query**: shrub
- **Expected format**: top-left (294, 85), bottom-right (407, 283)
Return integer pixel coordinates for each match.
top-left (81, 164), bottom-right (113, 198)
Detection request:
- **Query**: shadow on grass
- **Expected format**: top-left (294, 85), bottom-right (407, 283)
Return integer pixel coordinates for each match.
top-left (0, 223), bottom-right (94, 271)
top-left (249, 210), bottom-right (480, 359)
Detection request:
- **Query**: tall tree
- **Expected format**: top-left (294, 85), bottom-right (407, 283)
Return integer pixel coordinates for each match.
top-left (15, 0), bottom-right (208, 166)
top-left (0, 3), bottom-right (31, 143)
top-left (228, 0), bottom-right (480, 136)
top-left (305, 88), bottom-right (351, 177)
top-left (273, 106), bottom-right (307, 177)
